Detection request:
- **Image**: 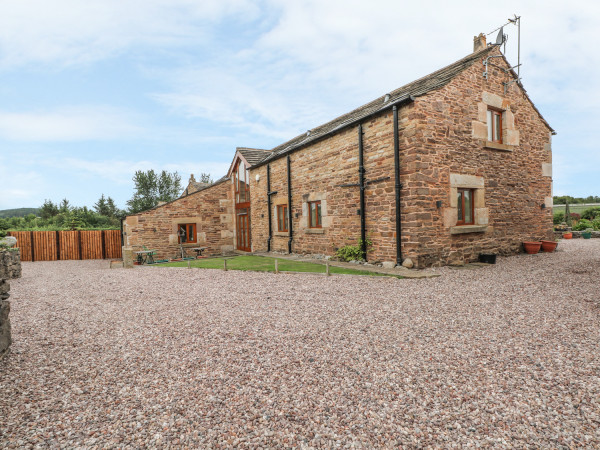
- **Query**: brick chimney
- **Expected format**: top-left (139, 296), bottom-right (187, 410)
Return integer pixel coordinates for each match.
top-left (473, 33), bottom-right (486, 52)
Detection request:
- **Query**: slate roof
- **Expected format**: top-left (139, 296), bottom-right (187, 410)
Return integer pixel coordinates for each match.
top-left (237, 147), bottom-right (272, 166)
top-left (253, 45), bottom-right (553, 169)
top-left (181, 176), bottom-right (228, 198)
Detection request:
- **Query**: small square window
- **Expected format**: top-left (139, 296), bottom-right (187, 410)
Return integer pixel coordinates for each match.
top-left (308, 201), bottom-right (322, 228)
top-left (277, 205), bottom-right (288, 232)
top-left (487, 108), bottom-right (503, 143)
top-left (456, 189), bottom-right (474, 225)
top-left (178, 223), bottom-right (197, 243)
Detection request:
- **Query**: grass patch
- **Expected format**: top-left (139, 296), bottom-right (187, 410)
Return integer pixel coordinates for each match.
top-left (157, 255), bottom-right (401, 278)
top-left (553, 204), bottom-right (597, 215)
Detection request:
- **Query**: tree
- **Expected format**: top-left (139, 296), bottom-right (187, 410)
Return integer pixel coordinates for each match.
top-left (40, 199), bottom-right (59, 220)
top-left (105, 197), bottom-right (121, 218)
top-left (126, 169), bottom-right (182, 214)
top-left (59, 198), bottom-right (72, 213)
top-left (94, 194), bottom-right (110, 217)
top-left (199, 172), bottom-right (213, 183)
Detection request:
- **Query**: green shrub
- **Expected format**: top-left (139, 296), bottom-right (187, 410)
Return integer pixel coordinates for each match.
top-left (335, 237), bottom-right (372, 262)
top-left (592, 218), bottom-right (600, 231)
top-left (582, 207), bottom-right (600, 221)
top-left (553, 212), bottom-right (564, 225)
top-left (573, 219), bottom-right (593, 231)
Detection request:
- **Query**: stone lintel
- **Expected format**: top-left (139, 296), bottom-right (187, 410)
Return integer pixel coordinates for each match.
top-left (450, 225), bottom-right (488, 235)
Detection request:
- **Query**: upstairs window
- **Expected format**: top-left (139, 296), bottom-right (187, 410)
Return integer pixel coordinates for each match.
top-left (277, 205), bottom-right (288, 232)
top-left (178, 223), bottom-right (197, 244)
top-left (308, 201), bottom-right (322, 228)
top-left (456, 189), bottom-right (474, 225)
top-left (234, 160), bottom-right (250, 204)
top-left (487, 108), bottom-right (502, 143)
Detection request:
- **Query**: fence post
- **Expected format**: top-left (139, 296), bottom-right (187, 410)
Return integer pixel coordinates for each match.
top-left (187, 260), bottom-right (191, 269)
top-left (56, 231), bottom-right (60, 261)
top-left (101, 230), bottom-right (106, 260)
top-left (30, 231), bottom-right (35, 262)
top-left (275, 258), bottom-right (279, 274)
top-left (78, 230), bottom-right (83, 260)
top-left (224, 259), bottom-right (228, 271)
top-left (326, 260), bottom-right (330, 276)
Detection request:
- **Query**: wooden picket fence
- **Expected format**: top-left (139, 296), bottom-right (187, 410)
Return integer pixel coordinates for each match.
top-left (7, 230), bottom-right (122, 262)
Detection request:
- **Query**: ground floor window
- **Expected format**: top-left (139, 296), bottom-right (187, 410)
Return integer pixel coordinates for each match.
top-left (178, 223), bottom-right (197, 243)
top-left (457, 189), bottom-right (474, 225)
top-left (309, 200), bottom-right (322, 228)
top-left (277, 204), bottom-right (288, 232)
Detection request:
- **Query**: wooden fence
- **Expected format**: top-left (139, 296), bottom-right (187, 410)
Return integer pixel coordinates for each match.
top-left (7, 230), bottom-right (122, 262)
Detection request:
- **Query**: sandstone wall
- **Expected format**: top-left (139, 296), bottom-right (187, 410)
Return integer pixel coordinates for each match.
top-left (0, 249), bottom-right (21, 279)
top-left (249, 47), bottom-right (553, 267)
top-left (123, 179), bottom-right (234, 260)
top-left (249, 105), bottom-right (411, 262)
top-left (0, 251), bottom-right (14, 358)
top-left (400, 47), bottom-right (553, 267)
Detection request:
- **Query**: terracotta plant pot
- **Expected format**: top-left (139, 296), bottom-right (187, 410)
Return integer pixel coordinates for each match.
top-left (563, 232), bottom-right (573, 239)
top-left (523, 241), bottom-right (542, 254)
top-left (541, 240), bottom-right (558, 252)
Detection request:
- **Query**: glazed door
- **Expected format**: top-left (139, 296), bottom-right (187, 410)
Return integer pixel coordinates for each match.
top-left (236, 208), bottom-right (251, 252)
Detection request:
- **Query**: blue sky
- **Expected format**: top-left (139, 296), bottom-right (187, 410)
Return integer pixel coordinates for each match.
top-left (0, 0), bottom-right (597, 210)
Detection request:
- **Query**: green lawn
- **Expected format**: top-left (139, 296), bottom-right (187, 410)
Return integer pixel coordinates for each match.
top-left (155, 255), bottom-right (401, 278)
top-left (553, 204), bottom-right (600, 215)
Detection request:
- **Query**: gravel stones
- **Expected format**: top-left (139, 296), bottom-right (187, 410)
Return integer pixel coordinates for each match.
top-left (1, 239), bottom-right (599, 447)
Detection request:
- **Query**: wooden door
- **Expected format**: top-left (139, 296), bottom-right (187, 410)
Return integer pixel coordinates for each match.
top-left (236, 208), bottom-right (251, 252)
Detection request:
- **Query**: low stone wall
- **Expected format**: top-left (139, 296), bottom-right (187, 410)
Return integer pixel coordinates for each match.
top-left (0, 250), bottom-right (16, 358)
top-left (0, 249), bottom-right (22, 279)
top-left (554, 231), bottom-right (600, 240)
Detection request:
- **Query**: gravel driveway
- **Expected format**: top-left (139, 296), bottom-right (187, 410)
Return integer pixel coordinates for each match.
top-left (1, 240), bottom-right (599, 448)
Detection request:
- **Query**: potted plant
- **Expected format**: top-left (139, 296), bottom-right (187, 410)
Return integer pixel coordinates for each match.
top-left (582, 228), bottom-right (593, 239)
top-left (563, 231), bottom-right (573, 239)
top-left (523, 241), bottom-right (542, 254)
top-left (541, 240), bottom-right (558, 252)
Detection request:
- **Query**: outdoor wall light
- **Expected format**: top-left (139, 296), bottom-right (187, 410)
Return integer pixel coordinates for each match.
top-left (436, 200), bottom-right (443, 208)
top-left (255, 174), bottom-right (260, 182)
top-left (541, 203), bottom-right (546, 209)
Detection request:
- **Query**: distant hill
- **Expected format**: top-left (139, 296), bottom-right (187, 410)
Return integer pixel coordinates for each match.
top-left (0, 208), bottom-right (40, 218)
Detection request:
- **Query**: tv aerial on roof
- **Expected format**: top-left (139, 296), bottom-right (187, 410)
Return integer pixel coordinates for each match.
top-left (485, 15), bottom-right (522, 86)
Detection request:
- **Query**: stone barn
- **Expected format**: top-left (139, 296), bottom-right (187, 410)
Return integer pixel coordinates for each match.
top-left (125, 35), bottom-right (554, 268)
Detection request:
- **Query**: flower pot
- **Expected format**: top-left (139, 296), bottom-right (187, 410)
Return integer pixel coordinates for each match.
top-left (563, 232), bottom-right (573, 239)
top-left (541, 240), bottom-right (558, 252)
top-left (523, 241), bottom-right (542, 254)
top-left (582, 231), bottom-right (592, 239)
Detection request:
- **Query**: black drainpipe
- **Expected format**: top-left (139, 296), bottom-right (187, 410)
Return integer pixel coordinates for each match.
top-left (393, 105), bottom-right (402, 265)
top-left (287, 155), bottom-right (293, 254)
top-left (266, 164), bottom-right (272, 252)
top-left (358, 124), bottom-right (367, 260)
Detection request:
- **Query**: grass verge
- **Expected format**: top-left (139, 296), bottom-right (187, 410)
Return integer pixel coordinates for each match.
top-left (155, 255), bottom-right (402, 278)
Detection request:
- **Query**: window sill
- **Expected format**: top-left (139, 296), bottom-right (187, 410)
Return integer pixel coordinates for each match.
top-left (484, 141), bottom-right (513, 152)
top-left (305, 228), bottom-right (325, 234)
top-left (273, 231), bottom-right (289, 237)
top-left (450, 225), bottom-right (488, 235)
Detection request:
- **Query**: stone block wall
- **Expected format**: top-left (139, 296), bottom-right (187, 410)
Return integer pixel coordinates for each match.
top-left (249, 46), bottom-right (553, 267)
top-left (0, 250), bottom-right (16, 358)
top-left (249, 105), bottom-right (411, 262)
top-left (400, 47), bottom-right (553, 267)
top-left (123, 179), bottom-right (234, 260)
top-left (0, 249), bottom-right (22, 279)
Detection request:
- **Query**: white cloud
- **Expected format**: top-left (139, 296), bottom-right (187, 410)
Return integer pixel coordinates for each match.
top-left (0, 0), bottom-right (258, 69)
top-left (0, 106), bottom-right (142, 142)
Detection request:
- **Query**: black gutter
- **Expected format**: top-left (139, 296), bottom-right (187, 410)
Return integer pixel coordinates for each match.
top-left (358, 124), bottom-right (367, 260)
top-left (266, 164), bottom-right (272, 252)
top-left (251, 95), bottom-right (414, 170)
top-left (287, 155), bottom-right (293, 254)
top-left (393, 105), bottom-right (402, 265)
